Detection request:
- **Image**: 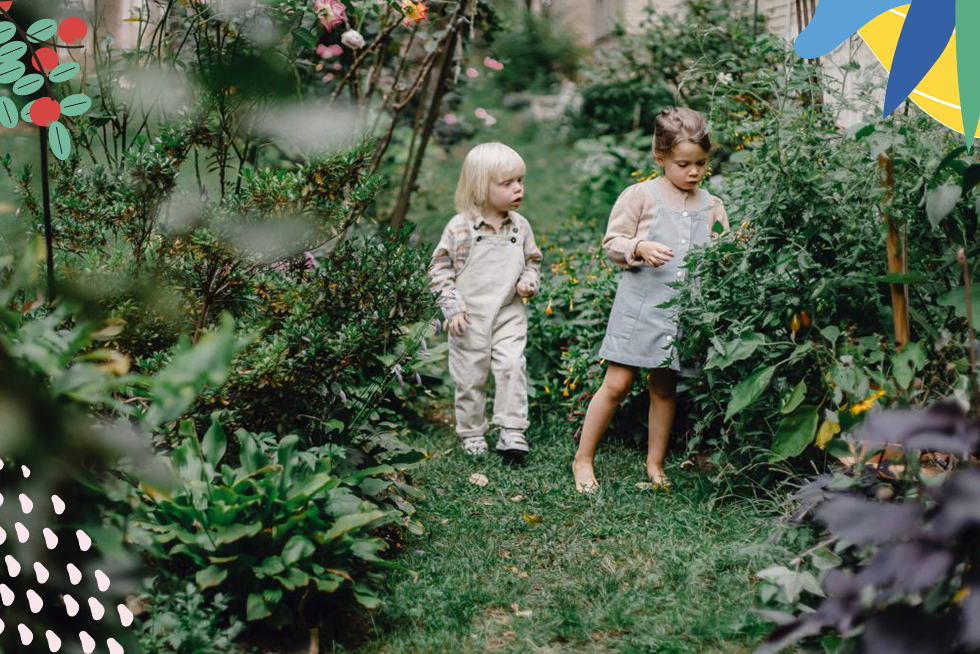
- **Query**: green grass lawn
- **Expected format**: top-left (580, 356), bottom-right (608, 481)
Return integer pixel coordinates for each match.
top-left (403, 82), bottom-right (581, 247)
top-left (344, 415), bottom-right (790, 654)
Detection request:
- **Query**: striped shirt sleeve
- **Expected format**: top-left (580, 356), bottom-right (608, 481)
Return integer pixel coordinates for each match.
top-left (429, 219), bottom-right (467, 319)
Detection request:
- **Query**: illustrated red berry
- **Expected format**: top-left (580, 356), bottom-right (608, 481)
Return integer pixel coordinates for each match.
top-left (58, 16), bottom-right (87, 45)
top-left (30, 48), bottom-right (59, 72)
top-left (30, 97), bottom-right (61, 127)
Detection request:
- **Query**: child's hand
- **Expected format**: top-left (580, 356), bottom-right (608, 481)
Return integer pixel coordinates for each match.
top-left (448, 312), bottom-right (471, 337)
top-left (634, 240), bottom-right (674, 267)
top-left (516, 280), bottom-right (536, 298)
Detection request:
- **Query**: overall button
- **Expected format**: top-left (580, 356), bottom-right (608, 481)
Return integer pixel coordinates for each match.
top-left (476, 236), bottom-right (483, 242)
top-left (513, 227), bottom-right (519, 233)
top-left (511, 237), bottom-right (517, 243)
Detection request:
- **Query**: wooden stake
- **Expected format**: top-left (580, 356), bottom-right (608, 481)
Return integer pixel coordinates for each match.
top-left (878, 152), bottom-right (909, 346)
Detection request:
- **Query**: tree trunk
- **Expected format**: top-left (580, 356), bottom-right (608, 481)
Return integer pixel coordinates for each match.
top-left (878, 152), bottom-right (909, 346)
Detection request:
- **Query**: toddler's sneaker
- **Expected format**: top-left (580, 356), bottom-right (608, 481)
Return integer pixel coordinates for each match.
top-left (495, 429), bottom-right (529, 462)
top-left (461, 436), bottom-right (489, 456)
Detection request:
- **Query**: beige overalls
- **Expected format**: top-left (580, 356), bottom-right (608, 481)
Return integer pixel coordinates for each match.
top-left (448, 217), bottom-right (530, 439)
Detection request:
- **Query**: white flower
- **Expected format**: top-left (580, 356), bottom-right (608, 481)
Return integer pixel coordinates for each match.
top-left (716, 72), bottom-right (734, 85)
top-left (341, 29), bottom-right (366, 49)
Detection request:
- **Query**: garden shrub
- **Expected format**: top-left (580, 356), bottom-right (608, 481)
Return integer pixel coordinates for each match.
top-left (489, 9), bottom-right (582, 94)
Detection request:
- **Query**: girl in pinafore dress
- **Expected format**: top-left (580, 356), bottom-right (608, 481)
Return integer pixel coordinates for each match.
top-left (572, 108), bottom-right (729, 493)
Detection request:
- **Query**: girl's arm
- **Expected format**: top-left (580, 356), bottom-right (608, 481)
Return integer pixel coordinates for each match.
top-left (601, 185), bottom-right (646, 269)
top-left (709, 197), bottom-right (731, 237)
top-left (518, 221), bottom-right (543, 292)
top-left (429, 221), bottom-right (467, 319)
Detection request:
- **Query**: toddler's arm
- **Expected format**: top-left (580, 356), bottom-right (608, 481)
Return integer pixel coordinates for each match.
top-left (517, 221), bottom-right (543, 297)
top-left (429, 221), bottom-right (466, 319)
top-left (709, 197), bottom-right (731, 237)
top-left (601, 185), bottom-right (646, 269)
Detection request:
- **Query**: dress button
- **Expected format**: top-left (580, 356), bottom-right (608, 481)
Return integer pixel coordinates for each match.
top-left (511, 237), bottom-right (517, 243)
top-left (683, 211), bottom-right (689, 217)
top-left (676, 270), bottom-right (683, 278)
top-left (666, 335), bottom-right (674, 343)
top-left (681, 238), bottom-right (688, 245)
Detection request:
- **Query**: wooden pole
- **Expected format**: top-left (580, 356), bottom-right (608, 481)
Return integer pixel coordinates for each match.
top-left (878, 152), bottom-right (909, 346)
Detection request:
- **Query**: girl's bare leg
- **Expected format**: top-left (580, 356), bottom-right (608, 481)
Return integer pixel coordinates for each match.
top-left (572, 363), bottom-right (636, 491)
top-left (646, 368), bottom-right (677, 485)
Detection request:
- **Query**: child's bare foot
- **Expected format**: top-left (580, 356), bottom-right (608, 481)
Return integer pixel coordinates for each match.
top-left (572, 457), bottom-right (599, 493)
top-left (646, 462), bottom-right (671, 490)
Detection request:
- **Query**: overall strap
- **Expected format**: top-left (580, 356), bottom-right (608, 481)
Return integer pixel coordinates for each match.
top-left (644, 179), bottom-right (665, 210)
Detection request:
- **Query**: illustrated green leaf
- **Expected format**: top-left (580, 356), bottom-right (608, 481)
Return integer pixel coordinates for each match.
top-left (246, 593), bottom-right (271, 621)
top-left (194, 564), bottom-right (228, 589)
top-left (925, 184), bottom-right (962, 228)
top-left (725, 365), bottom-right (776, 421)
top-left (59, 93), bottom-right (91, 117)
top-left (0, 96), bottom-right (16, 128)
top-left (0, 22), bottom-right (15, 46)
top-left (282, 535), bottom-right (315, 566)
top-left (0, 40), bottom-right (26, 61)
top-left (892, 341), bottom-right (927, 390)
top-left (20, 99), bottom-right (34, 123)
top-left (0, 60), bottom-right (25, 84)
top-left (12, 73), bottom-right (43, 96)
top-left (48, 120), bottom-right (71, 160)
top-left (26, 19), bottom-right (57, 43)
top-left (780, 379), bottom-right (806, 415)
top-left (771, 406), bottom-right (819, 459)
top-left (48, 62), bottom-right (79, 83)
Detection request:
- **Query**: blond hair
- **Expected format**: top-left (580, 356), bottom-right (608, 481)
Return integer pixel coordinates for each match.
top-left (653, 107), bottom-right (711, 156)
top-left (454, 142), bottom-right (527, 216)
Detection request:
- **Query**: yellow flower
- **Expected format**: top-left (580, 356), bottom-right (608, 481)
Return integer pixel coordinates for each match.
top-left (955, 587), bottom-right (972, 603)
top-left (849, 390), bottom-right (886, 416)
top-left (544, 385), bottom-right (551, 394)
top-left (570, 382), bottom-right (577, 390)
top-left (563, 388), bottom-right (569, 397)
top-left (545, 303), bottom-right (553, 315)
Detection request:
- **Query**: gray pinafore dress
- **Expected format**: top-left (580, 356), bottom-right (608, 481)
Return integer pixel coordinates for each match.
top-left (598, 180), bottom-right (711, 371)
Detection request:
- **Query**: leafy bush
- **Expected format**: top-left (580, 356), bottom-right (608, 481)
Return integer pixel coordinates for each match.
top-left (127, 416), bottom-right (425, 628)
top-left (138, 580), bottom-right (248, 654)
top-left (756, 403), bottom-right (980, 654)
top-left (489, 10), bottom-right (582, 94)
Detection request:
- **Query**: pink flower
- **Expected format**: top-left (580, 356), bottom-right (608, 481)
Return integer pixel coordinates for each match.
top-left (341, 29), bottom-right (365, 49)
top-left (443, 113), bottom-right (458, 125)
top-left (484, 115), bottom-right (497, 126)
top-left (466, 67), bottom-right (479, 78)
top-left (323, 73), bottom-right (335, 83)
top-left (332, 62), bottom-right (342, 71)
top-left (314, 0), bottom-right (347, 32)
top-left (316, 43), bottom-right (344, 59)
top-left (483, 57), bottom-right (504, 71)
top-left (304, 252), bottom-right (318, 268)
top-left (474, 107), bottom-right (488, 119)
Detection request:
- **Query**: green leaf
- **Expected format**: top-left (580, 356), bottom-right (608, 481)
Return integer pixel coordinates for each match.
top-left (12, 73), bottom-right (43, 96)
top-left (925, 184), bottom-right (962, 228)
top-left (200, 412), bottom-right (227, 471)
top-left (195, 565), bottom-right (228, 589)
top-left (48, 62), bottom-right (80, 83)
top-left (0, 40), bottom-right (26, 62)
top-left (771, 406), bottom-right (819, 459)
top-left (810, 547), bottom-right (843, 572)
top-left (322, 510), bottom-right (387, 541)
top-left (0, 60), bottom-right (25, 84)
top-left (274, 567), bottom-right (310, 590)
top-left (780, 379), bottom-right (806, 415)
top-left (0, 96), bottom-right (16, 128)
top-left (314, 575), bottom-right (343, 593)
top-left (938, 285), bottom-right (980, 327)
top-left (0, 22), bottom-right (16, 45)
top-left (725, 365), bottom-right (776, 421)
top-left (350, 538), bottom-right (386, 561)
top-left (246, 593), bottom-right (271, 621)
top-left (705, 332), bottom-right (767, 371)
top-left (253, 555), bottom-right (285, 578)
top-left (756, 565), bottom-right (824, 604)
top-left (353, 582), bottom-right (382, 609)
top-left (20, 99), bottom-right (34, 123)
top-left (820, 325), bottom-right (841, 344)
top-left (963, 164), bottom-right (980, 194)
top-left (870, 272), bottom-right (930, 284)
top-left (892, 341), bottom-right (927, 390)
top-left (48, 121), bottom-right (71, 161)
top-left (58, 93), bottom-right (91, 117)
top-left (282, 535), bottom-right (315, 566)
top-left (213, 522), bottom-right (262, 546)
top-left (290, 27), bottom-right (318, 49)
top-left (26, 19), bottom-right (57, 43)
